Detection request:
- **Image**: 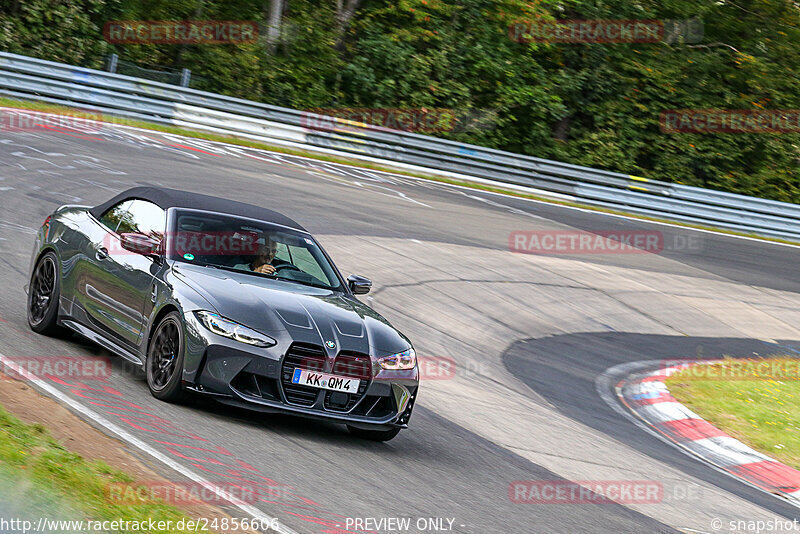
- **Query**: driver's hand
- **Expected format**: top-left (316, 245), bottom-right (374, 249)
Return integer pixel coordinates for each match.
top-left (254, 263), bottom-right (276, 274)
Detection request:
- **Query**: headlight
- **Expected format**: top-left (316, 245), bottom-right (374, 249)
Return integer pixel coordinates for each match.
top-left (194, 311), bottom-right (276, 348)
top-left (378, 348), bottom-right (416, 370)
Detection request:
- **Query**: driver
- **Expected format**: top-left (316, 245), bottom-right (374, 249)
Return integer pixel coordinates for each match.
top-left (235, 234), bottom-right (287, 274)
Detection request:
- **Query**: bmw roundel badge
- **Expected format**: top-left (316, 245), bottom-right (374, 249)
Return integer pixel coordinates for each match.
top-left (325, 340), bottom-right (336, 349)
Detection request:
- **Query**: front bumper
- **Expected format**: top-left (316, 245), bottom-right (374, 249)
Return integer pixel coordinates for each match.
top-left (182, 316), bottom-right (418, 429)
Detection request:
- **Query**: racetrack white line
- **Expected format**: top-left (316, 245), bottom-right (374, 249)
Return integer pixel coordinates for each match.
top-left (0, 351), bottom-right (300, 534)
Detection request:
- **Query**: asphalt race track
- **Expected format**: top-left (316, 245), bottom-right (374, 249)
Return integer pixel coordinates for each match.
top-left (1, 111), bottom-right (799, 533)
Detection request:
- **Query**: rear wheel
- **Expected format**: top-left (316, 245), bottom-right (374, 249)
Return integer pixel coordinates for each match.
top-left (146, 312), bottom-right (186, 402)
top-left (347, 425), bottom-right (402, 442)
top-left (27, 251), bottom-right (64, 336)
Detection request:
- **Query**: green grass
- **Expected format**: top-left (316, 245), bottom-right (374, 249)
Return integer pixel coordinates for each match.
top-left (666, 357), bottom-right (800, 470)
top-left (2, 96), bottom-right (798, 246)
top-left (0, 403), bottom-right (209, 532)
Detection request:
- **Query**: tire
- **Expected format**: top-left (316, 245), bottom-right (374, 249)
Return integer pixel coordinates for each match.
top-left (27, 251), bottom-right (65, 336)
top-left (347, 425), bottom-right (402, 442)
top-left (146, 312), bottom-right (186, 403)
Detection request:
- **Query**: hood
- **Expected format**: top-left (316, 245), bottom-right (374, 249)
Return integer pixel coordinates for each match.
top-left (171, 263), bottom-right (410, 356)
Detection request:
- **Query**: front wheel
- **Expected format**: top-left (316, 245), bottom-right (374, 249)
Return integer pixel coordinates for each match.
top-left (146, 312), bottom-right (186, 402)
top-left (347, 425), bottom-right (402, 442)
top-left (27, 251), bottom-right (65, 336)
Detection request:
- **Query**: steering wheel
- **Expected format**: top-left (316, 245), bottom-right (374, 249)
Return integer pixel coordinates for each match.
top-left (273, 264), bottom-right (302, 273)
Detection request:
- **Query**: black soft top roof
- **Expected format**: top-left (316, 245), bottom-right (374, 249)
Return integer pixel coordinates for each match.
top-left (89, 186), bottom-right (306, 232)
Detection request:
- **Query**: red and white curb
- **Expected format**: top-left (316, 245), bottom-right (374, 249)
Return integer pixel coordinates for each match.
top-left (616, 362), bottom-right (800, 505)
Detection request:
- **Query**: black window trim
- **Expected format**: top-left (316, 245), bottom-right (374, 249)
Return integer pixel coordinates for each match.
top-left (93, 197), bottom-right (167, 240)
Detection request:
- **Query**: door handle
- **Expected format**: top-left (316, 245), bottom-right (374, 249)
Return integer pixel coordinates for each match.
top-left (96, 247), bottom-right (109, 260)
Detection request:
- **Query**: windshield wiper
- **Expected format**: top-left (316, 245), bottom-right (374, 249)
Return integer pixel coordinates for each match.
top-left (197, 262), bottom-right (279, 279)
top-left (272, 276), bottom-right (333, 290)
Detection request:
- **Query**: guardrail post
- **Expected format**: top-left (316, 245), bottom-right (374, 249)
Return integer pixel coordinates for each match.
top-left (106, 53), bottom-right (118, 74)
top-left (180, 68), bottom-right (191, 87)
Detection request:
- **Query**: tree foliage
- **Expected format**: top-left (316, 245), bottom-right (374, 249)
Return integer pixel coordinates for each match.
top-left (1, 0), bottom-right (799, 202)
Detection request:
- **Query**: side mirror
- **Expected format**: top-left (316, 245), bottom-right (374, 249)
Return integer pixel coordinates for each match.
top-left (347, 274), bottom-right (372, 295)
top-left (120, 232), bottom-right (161, 260)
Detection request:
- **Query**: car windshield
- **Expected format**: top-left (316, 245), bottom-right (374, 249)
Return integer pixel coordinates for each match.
top-left (166, 209), bottom-right (342, 291)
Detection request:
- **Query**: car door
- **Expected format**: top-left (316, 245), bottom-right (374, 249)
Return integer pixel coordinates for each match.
top-left (81, 199), bottom-right (165, 347)
top-left (73, 199), bottom-right (131, 338)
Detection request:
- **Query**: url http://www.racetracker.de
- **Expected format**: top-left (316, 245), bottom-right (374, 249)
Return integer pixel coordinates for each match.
top-left (0, 516), bottom-right (281, 533)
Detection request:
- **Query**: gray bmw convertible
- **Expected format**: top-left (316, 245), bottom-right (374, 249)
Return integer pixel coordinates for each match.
top-left (26, 186), bottom-right (418, 441)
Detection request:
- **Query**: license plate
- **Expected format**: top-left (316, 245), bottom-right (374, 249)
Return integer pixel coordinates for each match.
top-left (291, 368), bottom-right (360, 393)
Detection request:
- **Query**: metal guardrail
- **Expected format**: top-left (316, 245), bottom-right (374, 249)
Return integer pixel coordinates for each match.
top-left (1, 51), bottom-right (798, 241)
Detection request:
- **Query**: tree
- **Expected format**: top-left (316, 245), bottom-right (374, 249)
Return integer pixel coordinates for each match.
top-left (266, 0), bottom-right (284, 54)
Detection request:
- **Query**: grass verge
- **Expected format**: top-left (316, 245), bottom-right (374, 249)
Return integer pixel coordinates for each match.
top-left (1, 96), bottom-right (797, 246)
top-left (666, 357), bottom-right (800, 470)
top-left (0, 402), bottom-right (208, 533)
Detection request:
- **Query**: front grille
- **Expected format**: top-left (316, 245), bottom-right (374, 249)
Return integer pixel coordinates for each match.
top-left (324, 352), bottom-right (371, 412)
top-left (281, 343), bottom-right (326, 406)
top-left (331, 352), bottom-right (372, 379)
top-left (280, 345), bottom-right (373, 412)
